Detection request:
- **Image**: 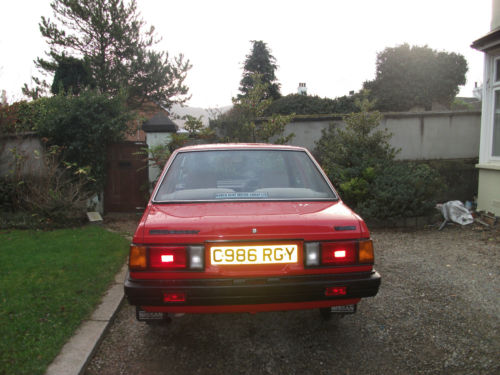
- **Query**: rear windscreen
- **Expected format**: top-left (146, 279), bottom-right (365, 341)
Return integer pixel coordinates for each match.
top-left (154, 149), bottom-right (337, 202)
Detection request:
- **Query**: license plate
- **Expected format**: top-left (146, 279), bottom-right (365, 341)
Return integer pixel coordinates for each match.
top-left (329, 304), bottom-right (357, 314)
top-left (136, 307), bottom-right (166, 321)
top-left (210, 244), bottom-right (298, 265)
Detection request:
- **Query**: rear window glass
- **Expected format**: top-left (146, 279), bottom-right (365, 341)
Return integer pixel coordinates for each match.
top-left (154, 149), bottom-right (336, 202)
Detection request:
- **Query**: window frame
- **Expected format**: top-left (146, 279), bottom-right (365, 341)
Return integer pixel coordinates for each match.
top-left (491, 88), bottom-right (500, 158)
top-left (481, 55), bottom-right (500, 162)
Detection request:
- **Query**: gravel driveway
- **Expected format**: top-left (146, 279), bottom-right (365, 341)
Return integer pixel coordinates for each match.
top-left (86, 225), bottom-right (499, 375)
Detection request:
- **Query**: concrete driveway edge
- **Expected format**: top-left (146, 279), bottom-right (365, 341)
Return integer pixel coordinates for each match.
top-left (45, 263), bottom-right (128, 375)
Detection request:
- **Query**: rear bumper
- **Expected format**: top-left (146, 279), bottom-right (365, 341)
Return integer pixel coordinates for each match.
top-left (125, 270), bottom-right (381, 312)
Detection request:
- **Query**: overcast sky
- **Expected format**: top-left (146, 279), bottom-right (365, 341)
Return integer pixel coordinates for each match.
top-left (0, 0), bottom-right (492, 108)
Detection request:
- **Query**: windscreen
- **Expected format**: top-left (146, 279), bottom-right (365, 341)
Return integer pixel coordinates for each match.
top-left (154, 149), bottom-right (336, 202)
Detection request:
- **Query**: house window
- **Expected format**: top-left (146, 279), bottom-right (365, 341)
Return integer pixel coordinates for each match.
top-left (494, 91), bottom-right (500, 156)
top-left (496, 59), bottom-right (500, 82)
top-left (490, 57), bottom-right (500, 159)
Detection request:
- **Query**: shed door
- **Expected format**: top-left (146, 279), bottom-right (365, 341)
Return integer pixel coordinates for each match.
top-left (104, 142), bottom-right (148, 212)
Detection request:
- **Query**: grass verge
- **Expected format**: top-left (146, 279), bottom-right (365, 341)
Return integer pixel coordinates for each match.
top-left (0, 226), bottom-right (129, 375)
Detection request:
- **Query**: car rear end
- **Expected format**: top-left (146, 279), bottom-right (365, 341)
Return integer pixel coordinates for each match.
top-left (124, 144), bottom-right (381, 321)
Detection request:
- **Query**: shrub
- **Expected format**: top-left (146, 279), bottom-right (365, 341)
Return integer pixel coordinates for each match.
top-left (315, 96), bottom-right (445, 221)
top-left (210, 74), bottom-right (294, 143)
top-left (314, 100), bottom-right (398, 191)
top-left (0, 101), bottom-right (37, 135)
top-left (0, 145), bottom-right (92, 228)
top-left (13, 90), bottom-right (134, 193)
top-left (0, 178), bottom-right (20, 212)
top-left (355, 162), bottom-right (444, 220)
top-left (264, 93), bottom-right (359, 116)
top-left (450, 98), bottom-right (476, 111)
top-left (209, 106), bottom-right (246, 141)
top-left (23, 147), bottom-right (91, 222)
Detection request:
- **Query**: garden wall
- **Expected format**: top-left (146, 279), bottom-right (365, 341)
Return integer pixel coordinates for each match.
top-left (1, 111), bottom-right (482, 204)
top-left (278, 110), bottom-right (481, 202)
top-left (0, 133), bottom-right (45, 178)
top-left (283, 110), bottom-right (481, 160)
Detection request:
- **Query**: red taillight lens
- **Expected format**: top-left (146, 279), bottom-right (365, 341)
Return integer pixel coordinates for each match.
top-left (325, 286), bottom-right (347, 296)
top-left (163, 292), bottom-right (186, 302)
top-left (321, 242), bottom-right (356, 265)
top-left (150, 247), bottom-right (187, 269)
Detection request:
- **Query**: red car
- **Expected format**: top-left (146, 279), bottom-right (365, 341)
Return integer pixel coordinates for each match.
top-left (125, 144), bottom-right (380, 322)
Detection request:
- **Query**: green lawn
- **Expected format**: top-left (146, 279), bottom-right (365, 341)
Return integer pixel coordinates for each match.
top-left (0, 226), bottom-right (129, 375)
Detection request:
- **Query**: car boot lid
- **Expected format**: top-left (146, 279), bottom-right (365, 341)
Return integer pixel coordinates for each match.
top-left (133, 201), bottom-right (368, 244)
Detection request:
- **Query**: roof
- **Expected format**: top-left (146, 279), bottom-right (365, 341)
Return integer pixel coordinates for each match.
top-left (471, 27), bottom-right (500, 52)
top-left (174, 143), bottom-right (307, 153)
top-left (142, 111), bottom-right (178, 133)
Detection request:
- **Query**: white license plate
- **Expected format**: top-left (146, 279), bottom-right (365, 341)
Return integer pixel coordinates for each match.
top-left (210, 244), bottom-right (298, 265)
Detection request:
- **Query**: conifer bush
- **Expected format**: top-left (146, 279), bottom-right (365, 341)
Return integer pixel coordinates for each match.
top-left (315, 96), bottom-right (444, 221)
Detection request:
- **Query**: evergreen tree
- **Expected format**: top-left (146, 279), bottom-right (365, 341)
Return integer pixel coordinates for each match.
top-left (238, 40), bottom-right (281, 100)
top-left (24, 0), bottom-right (191, 108)
top-left (212, 74), bottom-right (292, 143)
top-left (364, 44), bottom-right (467, 111)
top-left (51, 55), bottom-right (93, 95)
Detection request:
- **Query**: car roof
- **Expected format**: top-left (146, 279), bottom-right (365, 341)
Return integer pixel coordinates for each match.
top-left (175, 143), bottom-right (308, 153)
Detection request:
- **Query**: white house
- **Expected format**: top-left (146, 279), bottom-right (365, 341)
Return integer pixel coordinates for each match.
top-left (142, 111), bottom-right (178, 186)
top-left (472, 0), bottom-right (500, 216)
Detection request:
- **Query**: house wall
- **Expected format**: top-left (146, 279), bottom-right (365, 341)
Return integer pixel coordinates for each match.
top-left (145, 132), bottom-right (173, 185)
top-left (477, 166), bottom-right (500, 215)
top-left (0, 133), bottom-right (45, 178)
top-left (281, 110), bottom-right (481, 160)
top-left (492, 0), bottom-right (500, 30)
top-left (473, 0), bottom-right (500, 216)
top-left (476, 53), bottom-right (500, 216)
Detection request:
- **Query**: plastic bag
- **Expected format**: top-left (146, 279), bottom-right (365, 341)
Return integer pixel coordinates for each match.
top-left (440, 200), bottom-right (474, 226)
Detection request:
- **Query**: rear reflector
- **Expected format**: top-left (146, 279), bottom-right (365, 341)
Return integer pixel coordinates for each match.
top-left (325, 286), bottom-right (347, 296)
top-left (321, 242), bottom-right (356, 265)
top-left (150, 247), bottom-right (187, 269)
top-left (164, 292), bottom-right (186, 302)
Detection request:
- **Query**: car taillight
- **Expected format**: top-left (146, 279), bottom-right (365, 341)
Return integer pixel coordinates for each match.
top-left (321, 242), bottom-right (356, 265)
top-left (163, 292), bottom-right (186, 302)
top-left (358, 240), bottom-right (374, 264)
top-left (304, 239), bottom-right (375, 267)
top-left (188, 246), bottom-right (204, 270)
top-left (129, 245), bottom-right (147, 270)
top-left (150, 247), bottom-right (187, 269)
top-left (325, 286), bottom-right (347, 296)
top-left (304, 242), bottom-right (320, 266)
top-left (129, 245), bottom-right (205, 271)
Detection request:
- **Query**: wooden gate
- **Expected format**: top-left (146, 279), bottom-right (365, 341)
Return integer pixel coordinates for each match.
top-left (104, 142), bottom-right (148, 212)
